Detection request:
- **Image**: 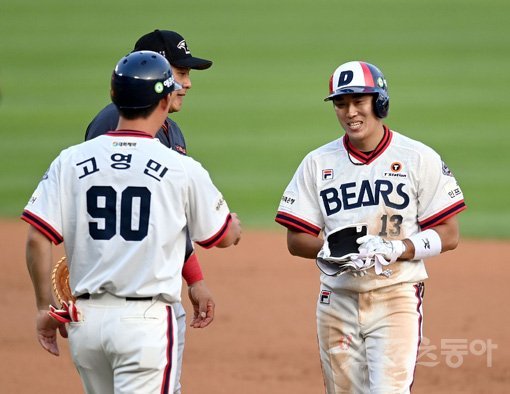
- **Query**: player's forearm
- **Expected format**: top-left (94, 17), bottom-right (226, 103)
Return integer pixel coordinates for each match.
top-left (398, 216), bottom-right (460, 261)
top-left (431, 216), bottom-right (460, 252)
top-left (26, 226), bottom-right (54, 310)
top-left (287, 230), bottom-right (323, 259)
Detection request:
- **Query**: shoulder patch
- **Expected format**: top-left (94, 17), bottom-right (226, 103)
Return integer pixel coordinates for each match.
top-left (442, 161), bottom-right (453, 177)
top-left (174, 145), bottom-right (187, 155)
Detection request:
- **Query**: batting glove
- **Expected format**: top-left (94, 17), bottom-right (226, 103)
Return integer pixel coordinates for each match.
top-left (48, 301), bottom-right (82, 324)
top-left (354, 235), bottom-right (406, 275)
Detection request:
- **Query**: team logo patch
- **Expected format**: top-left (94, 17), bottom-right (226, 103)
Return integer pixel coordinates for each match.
top-left (442, 161), bottom-right (453, 177)
top-left (177, 40), bottom-right (191, 54)
top-left (322, 169), bottom-right (334, 180)
top-left (319, 290), bottom-right (331, 304)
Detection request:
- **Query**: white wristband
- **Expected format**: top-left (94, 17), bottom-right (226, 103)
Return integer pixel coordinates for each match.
top-left (408, 229), bottom-right (442, 260)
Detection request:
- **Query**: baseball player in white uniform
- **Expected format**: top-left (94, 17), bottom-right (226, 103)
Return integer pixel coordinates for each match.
top-left (85, 29), bottom-right (216, 394)
top-left (275, 61), bottom-right (466, 393)
top-left (23, 51), bottom-right (241, 394)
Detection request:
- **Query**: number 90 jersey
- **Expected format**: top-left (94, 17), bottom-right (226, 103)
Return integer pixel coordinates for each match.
top-left (275, 127), bottom-right (466, 292)
top-left (22, 130), bottom-right (232, 302)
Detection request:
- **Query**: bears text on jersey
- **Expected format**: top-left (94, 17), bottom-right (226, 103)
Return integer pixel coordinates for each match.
top-left (320, 179), bottom-right (410, 216)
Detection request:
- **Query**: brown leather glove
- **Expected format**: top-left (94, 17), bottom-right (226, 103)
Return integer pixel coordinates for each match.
top-left (51, 257), bottom-right (76, 306)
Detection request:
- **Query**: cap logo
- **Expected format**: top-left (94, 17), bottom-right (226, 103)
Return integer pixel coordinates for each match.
top-left (337, 71), bottom-right (354, 87)
top-left (177, 40), bottom-right (191, 54)
top-left (377, 77), bottom-right (385, 88)
top-left (154, 82), bottom-right (164, 93)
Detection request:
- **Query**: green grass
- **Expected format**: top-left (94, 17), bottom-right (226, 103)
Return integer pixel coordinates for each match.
top-left (1, 0), bottom-right (509, 238)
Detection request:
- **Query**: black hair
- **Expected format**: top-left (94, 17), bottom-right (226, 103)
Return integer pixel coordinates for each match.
top-left (117, 101), bottom-right (160, 120)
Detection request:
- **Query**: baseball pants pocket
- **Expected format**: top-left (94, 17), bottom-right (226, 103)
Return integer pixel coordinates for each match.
top-left (69, 299), bottom-right (177, 394)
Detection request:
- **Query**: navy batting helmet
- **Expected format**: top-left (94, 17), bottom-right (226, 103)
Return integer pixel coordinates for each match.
top-left (324, 61), bottom-right (389, 118)
top-left (111, 51), bottom-right (181, 109)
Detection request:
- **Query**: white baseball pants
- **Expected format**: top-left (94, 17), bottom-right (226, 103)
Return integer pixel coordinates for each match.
top-left (317, 282), bottom-right (424, 393)
top-left (68, 293), bottom-right (178, 394)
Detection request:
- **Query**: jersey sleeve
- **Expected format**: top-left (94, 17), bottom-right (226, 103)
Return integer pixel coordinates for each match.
top-left (166, 118), bottom-right (188, 155)
top-left (416, 149), bottom-right (466, 229)
top-left (184, 159), bottom-right (232, 248)
top-left (21, 156), bottom-right (64, 244)
top-left (275, 154), bottom-right (323, 236)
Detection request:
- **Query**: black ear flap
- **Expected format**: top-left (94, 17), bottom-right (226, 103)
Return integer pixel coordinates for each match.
top-left (374, 94), bottom-right (389, 118)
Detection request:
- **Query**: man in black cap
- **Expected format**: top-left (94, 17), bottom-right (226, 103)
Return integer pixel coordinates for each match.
top-left (84, 30), bottom-right (214, 394)
top-left (86, 29), bottom-right (212, 144)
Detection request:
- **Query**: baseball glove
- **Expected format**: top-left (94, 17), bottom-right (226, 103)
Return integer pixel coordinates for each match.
top-left (51, 256), bottom-right (76, 306)
top-left (316, 223), bottom-right (374, 276)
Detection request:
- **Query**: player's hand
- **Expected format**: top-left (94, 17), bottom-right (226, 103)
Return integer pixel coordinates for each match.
top-left (36, 309), bottom-right (65, 356)
top-left (188, 280), bottom-right (215, 328)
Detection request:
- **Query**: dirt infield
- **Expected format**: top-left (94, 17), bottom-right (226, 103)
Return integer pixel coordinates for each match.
top-left (2, 219), bottom-right (508, 393)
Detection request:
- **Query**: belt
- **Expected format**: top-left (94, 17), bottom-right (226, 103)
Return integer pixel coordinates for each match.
top-left (77, 293), bottom-right (153, 301)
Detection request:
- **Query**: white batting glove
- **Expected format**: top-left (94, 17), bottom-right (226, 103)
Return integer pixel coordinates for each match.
top-left (354, 235), bottom-right (406, 275)
top-left (350, 254), bottom-right (373, 270)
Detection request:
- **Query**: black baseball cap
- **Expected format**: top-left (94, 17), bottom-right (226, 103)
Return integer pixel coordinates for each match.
top-left (133, 30), bottom-right (212, 70)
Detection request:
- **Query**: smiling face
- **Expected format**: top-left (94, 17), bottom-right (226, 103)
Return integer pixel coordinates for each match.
top-left (168, 66), bottom-right (191, 113)
top-left (332, 93), bottom-right (385, 152)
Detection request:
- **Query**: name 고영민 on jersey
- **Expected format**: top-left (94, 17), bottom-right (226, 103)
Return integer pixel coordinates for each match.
top-left (320, 179), bottom-right (410, 216)
top-left (76, 155), bottom-right (169, 182)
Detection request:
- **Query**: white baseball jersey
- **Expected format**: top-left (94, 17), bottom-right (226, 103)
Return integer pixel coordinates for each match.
top-left (22, 130), bottom-right (231, 302)
top-left (276, 127), bottom-right (466, 292)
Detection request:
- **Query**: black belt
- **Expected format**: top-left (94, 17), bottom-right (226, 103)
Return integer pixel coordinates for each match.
top-left (77, 293), bottom-right (153, 301)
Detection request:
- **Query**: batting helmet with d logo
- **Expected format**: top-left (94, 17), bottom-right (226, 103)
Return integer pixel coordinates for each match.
top-left (324, 61), bottom-right (389, 118)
